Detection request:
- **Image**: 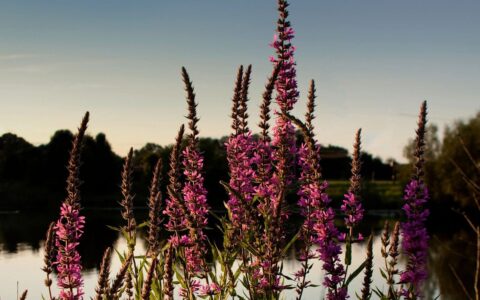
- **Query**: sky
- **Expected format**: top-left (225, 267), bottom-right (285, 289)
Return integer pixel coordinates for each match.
top-left (0, 0), bottom-right (478, 162)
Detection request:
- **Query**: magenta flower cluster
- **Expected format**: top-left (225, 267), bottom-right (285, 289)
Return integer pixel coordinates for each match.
top-left (400, 179), bottom-right (430, 297)
top-left (225, 132), bottom-right (257, 230)
top-left (54, 203), bottom-right (85, 300)
top-left (341, 192), bottom-right (364, 229)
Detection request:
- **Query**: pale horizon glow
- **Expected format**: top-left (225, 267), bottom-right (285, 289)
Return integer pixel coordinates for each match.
top-left (0, 1), bottom-right (479, 162)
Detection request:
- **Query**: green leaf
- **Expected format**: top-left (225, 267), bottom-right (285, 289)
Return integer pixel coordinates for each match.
top-left (106, 225), bottom-right (120, 232)
top-left (281, 231), bottom-right (299, 256)
top-left (345, 260), bottom-right (366, 286)
top-left (379, 268), bottom-right (388, 280)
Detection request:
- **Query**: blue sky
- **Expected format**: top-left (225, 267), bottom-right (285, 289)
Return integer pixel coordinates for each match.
top-left (0, 0), bottom-right (479, 161)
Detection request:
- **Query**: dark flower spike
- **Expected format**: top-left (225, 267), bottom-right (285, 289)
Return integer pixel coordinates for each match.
top-left (349, 129), bottom-right (362, 197)
top-left (120, 148), bottom-right (136, 239)
top-left (125, 271), bottom-right (134, 300)
top-left (147, 158), bottom-right (163, 256)
top-left (360, 234), bottom-right (374, 300)
top-left (141, 258), bottom-right (158, 300)
top-left (66, 111), bottom-right (89, 209)
top-left (42, 222), bottom-right (55, 289)
top-left (305, 80), bottom-right (316, 133)
top-left (231, 65), bottom-right (244, 134)
top-left (413, 100), bottom-right (427, 180)
top-left (259, 62), bottom-right (281, 140)
top-left (94, 247), bottom-right (112, 300)
top-left (381, 221), bottom-right (390, 258)
top-left (239, 64), bottom-right (252, 133)
top-left (19, 290), bottom-right (28, 300)
top-left (162, 245), bottom-right (174, 300)
top-left (388, 222), bottom-right (401, 299)
top-left (168, 124), bottom-right (185, 199)
top-left (182, 67), bottom-right (200, 144)
top-left (108, 251), bottom-right (133, 298)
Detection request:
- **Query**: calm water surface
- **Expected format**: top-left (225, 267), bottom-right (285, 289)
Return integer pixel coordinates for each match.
top-left (0, 210), bottom-right (474, 299)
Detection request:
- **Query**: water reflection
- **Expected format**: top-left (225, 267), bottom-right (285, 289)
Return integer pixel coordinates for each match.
top-left (0, 210), bottom-right (474, 299)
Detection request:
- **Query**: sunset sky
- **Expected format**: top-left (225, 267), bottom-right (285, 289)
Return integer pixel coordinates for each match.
top-left (0, 0), bottom-right (478, 161)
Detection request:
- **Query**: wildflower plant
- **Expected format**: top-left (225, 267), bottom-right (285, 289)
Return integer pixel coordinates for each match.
top-left (36, 1), bottom-right (433, 300)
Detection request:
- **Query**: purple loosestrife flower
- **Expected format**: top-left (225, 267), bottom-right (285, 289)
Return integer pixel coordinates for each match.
top-left (164, 125), bottom-right (188, 232)
top-left (55, 203), bottom-right (86, 300)
top-left (313, 204), bottom-right (348, 300)
top-left (182, 146), bottom-right (209, 230)
top-left (340, 192), bottom-right (364, 232)
top-left (400, 101), bottom-right (430, 299)
top-left (400, 180), bottom-right (429, 297)
top-left (225, 132), bottom-right (256, 230)
top-left (180, 67), bottom-right (210, 279)
top-left (341, 129), bottom-right (364, 238)
top-left (287, 111), bottom-right (347, 300)
top-left (54, 112), bottom-right (89, 300)
top-left (270, 0), bottom-right (299, 187)
top-left (225, 65), bottom-right (257, 233)
top-left (199, 283), bottom-right (221, 297)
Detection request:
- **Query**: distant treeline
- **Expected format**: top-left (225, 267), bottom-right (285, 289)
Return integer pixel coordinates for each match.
top-left (0, 130), bottom-right (398, 210)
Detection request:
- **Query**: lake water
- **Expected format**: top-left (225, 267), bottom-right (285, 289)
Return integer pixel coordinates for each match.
top-left (0, 210), bottom-right (474, 299)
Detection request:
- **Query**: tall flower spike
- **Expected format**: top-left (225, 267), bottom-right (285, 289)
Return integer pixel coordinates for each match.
top-left (147, 158), bottom-right (163, 256)
top-left (259, 63), bottom-right (281, 140)
top-left (94, 247), bottom-right (112, 300)
top-left (120, 148), bottom-right (136, 248)
top-left (271, 0), bottom-right (299, 187)
top-left (238, 64), bottom-right (252, 133)
top-left (341, 129), bottom-right (364, 232)
top-left (181, 67), bottom-right (209, 230)
top-left (65, 112), bottom-right (89, 210)
top-left (400, 101), bottom-right (430, 299)
top-left (287, 112), bottom-right (346, 300)
top-left (231, 65), bottom-right (244, 134)
top-left (181, 67), bottom-right (209, 274)
top-left (164, 125), bottom-right (193, 232)
top-left (54, 112), bottom-right (89, 300)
